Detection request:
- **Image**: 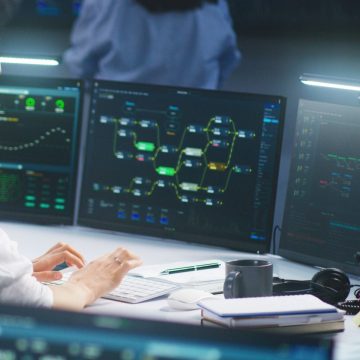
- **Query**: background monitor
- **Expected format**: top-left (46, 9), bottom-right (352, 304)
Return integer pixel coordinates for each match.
top-left (0, 76), bottom-right (82, 225)
top-left (280, 98), bottom-right (360, 275)
top-left (79, 81), bottom-right (285, 253)
top-left (0, 304), bottom-right (333, 360)
top-left (10, 0), bottom-right (82, 28)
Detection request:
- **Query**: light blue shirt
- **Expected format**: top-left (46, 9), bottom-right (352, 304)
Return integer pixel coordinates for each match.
top-left (63, 0), bottom-right (241, 89)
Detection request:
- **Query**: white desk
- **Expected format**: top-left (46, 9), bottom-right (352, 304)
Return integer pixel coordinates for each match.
top-left (1, 221), bottom-right (359, 360)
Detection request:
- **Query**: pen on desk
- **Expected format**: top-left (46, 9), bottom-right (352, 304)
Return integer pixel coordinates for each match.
top-left (160, 262), bottom-right (221, 275)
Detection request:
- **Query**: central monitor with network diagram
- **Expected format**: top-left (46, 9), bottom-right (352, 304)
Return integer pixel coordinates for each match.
top-left (79, 81), bottom-right (285, 252)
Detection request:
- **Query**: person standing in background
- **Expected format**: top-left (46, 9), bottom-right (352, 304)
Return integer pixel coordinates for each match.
top-left (64, 0), bottom-right (241, 89)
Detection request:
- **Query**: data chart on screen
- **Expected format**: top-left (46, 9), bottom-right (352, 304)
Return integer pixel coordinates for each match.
top-left (0, 76), bottom-right (82, 224)
top-left (280, 99), bottom-right (360, 274)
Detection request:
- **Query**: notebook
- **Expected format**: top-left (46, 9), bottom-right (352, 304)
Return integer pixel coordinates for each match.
top-left (198, 294), bottom-right (344, 333)
top-left (198, 294), bottom-right (339, 318)
top-left (200, 318), bottom-right (345, 334)
top-left (200, 309), bottom-right (344, 327)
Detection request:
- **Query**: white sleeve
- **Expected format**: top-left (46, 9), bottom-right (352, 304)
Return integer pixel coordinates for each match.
top-left (0, 228), bottom-right (53, 307)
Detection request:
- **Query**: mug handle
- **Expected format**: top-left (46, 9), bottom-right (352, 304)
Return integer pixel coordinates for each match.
top-left (223, 271), bottom-right (242, 299)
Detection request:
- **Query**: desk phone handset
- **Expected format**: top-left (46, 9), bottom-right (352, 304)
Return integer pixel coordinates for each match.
top-left (272, 268), bottom-right (360, 315)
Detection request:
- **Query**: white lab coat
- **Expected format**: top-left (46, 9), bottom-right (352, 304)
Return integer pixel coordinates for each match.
top-left (0, 228), bottom-right (53, 307)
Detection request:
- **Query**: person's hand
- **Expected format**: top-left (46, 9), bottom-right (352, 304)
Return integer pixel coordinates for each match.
top-left (32, 242), bottom-right (85, 282)
top-left (65, 247), bottom-right (142, 306)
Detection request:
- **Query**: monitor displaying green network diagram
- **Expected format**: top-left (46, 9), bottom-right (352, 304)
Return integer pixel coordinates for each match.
top-left (0, 76), bottom-right (82, 224)
top-left (79, 81), bottom-right (285, 252)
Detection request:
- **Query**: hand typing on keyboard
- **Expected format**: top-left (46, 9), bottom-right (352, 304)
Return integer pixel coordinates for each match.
top-left (57, 271), bottom-right (180, 304)
top-left (48, 247), bottom-right (142, 310)
top-left (32, 242), bottom-right (86, 283)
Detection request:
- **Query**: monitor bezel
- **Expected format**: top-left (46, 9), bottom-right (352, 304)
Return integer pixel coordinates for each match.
top-left (78, 80), bottom-right (286, 254)
top-left (0, 75), bottom-right (83, 225)
top-left (279, 90), bottom-right (360, 276)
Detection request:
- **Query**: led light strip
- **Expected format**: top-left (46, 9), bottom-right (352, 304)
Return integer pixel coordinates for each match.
top-left (300, 74), bottom-right (360, 92)
top-left (0, 56), bottom-right (59, 66)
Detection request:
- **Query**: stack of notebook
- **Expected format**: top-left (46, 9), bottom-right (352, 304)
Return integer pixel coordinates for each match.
top-left (198, 294), bottom-right (345, 334)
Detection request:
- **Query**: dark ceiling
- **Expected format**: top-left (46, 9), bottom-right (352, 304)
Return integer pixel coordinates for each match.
top-left (228, 0), bottom-right (360, 36)
top-left (8, 0), bottom-right (360, 36)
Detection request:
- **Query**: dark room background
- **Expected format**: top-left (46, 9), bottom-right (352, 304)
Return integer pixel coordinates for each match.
top-left (1, 0), bottom-right (359, 249)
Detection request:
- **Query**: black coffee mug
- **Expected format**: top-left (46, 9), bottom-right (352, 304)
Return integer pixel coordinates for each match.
top-left (223, 259), bottom-right (273, 299)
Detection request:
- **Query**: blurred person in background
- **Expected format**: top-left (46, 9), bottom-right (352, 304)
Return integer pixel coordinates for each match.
top-left (64, 0), bottom-right (241, 89)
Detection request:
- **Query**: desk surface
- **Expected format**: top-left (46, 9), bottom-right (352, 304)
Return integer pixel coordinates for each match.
top-left (1, 221), bottom-right (359, 360)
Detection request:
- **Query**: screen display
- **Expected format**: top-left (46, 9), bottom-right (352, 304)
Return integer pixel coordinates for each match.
top-left (79, 81), bottom-right (285, 252)
top-left (11, 0), bottom-right (81, 27)
top-left (280, 99), bottom-right (360, 275)
top-left (0, 304), bottom-right (333, 360)
top-left (0, 76), bottom-right (82, 224)
top-left (36, 0), bottom-right (81, 17)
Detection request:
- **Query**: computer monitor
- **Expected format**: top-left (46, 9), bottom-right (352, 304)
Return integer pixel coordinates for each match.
top-left (0, 76), bottom-right (83, 225)
top-left (79, 81), bottom-right (285, 253)
top-left (0, 304), bottom-right (333, 360)
top-left (10, 0), bottom-right (81, 28)
top-left (280, 98), bottom-right (360, 275)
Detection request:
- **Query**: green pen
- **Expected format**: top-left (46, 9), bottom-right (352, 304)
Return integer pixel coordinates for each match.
top-left (160, 262), bottom-right (221, 275)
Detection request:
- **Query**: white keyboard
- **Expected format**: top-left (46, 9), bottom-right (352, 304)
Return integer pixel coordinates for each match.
top-left (50, 272), bottom-right (180, 304)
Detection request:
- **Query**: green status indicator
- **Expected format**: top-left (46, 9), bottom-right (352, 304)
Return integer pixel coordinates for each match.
top-left (25, 202), bottom-right (36, 208)
top-left (55, 205), bottom-right (65, 211)
top-left (135, 142), bottom-right (155, 152)
top-left (26, 97), bottom-right (36, 108)
top-left (156, 167), bottom-right (176, 176)
top-left (55, 99), bottom-right (65, 109)
top-left (55, 198), bottom-right (65, 204)
top-left (25, 195), bottom-right (36, 201)
top-left (40, 203), bottom-right (50, 209)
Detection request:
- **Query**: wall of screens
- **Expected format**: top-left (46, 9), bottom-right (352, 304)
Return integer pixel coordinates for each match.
top-left (0, 76), bottom-right (285, 253)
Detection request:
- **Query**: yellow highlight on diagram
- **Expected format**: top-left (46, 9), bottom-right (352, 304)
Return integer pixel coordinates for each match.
top-left (208, 162), bottom-right (227, 171)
